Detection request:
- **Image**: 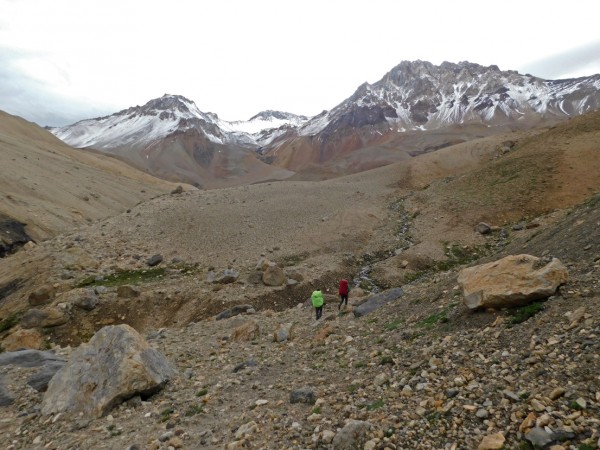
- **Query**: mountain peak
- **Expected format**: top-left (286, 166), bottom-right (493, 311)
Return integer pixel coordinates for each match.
top-left (248, 110), bottom-right (308, 122)
top-left (139, 94), bottom-right (196, 114)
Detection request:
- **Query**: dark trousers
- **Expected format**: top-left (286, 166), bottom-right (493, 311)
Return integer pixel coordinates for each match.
top-left (339, 294), bottom-right (348, 309)
top-left (315, 306), bottom-right (323, 320)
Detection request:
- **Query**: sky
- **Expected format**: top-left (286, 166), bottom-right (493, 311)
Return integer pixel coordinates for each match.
top-left (1, 0), bottom-right (599, 127)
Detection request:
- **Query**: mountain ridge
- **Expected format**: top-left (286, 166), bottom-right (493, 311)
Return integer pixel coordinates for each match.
top-left (49, 60), bottom-right (600, 185)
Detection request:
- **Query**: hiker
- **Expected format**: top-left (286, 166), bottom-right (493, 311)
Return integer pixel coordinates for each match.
top-left (338, 278), bottom-right (349, 310)
top-left (311, 288), bottom-right (324, 320)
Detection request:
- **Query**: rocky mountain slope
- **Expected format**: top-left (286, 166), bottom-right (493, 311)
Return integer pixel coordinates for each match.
top-left (0, 110), bottom-right (598, 449)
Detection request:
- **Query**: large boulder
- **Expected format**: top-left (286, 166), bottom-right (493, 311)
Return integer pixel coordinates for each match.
top-left (458, 254), bottom-right (569, 310)
top-left (41, 324), bottom-right (177, 419)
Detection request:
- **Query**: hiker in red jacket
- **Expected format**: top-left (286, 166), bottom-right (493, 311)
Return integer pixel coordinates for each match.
top-left (338, 278), bottom-right (349, 310)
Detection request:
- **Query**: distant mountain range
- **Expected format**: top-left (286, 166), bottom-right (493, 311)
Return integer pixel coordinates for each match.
top-left (51, 60), bottom-right (600, 186)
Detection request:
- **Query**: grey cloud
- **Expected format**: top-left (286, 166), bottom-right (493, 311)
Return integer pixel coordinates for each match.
top-left (520, 40), bottom-right (600, 79)
top-left (0, 47), bottom-right (113, 127)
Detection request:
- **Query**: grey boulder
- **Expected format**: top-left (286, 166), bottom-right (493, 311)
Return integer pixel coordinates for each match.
top-left (41, 324), bottom-right (177, 419)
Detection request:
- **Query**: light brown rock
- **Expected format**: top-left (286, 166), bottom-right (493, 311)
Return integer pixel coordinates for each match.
top-left (28, 285), bottom-right (55, 306)
top-left (519, 412), bottom-right (536, 432)
top-left (230, 321), bottom-right (260, 342)
top-left (2, 328), bottom-right (43, 351)
top-left (117, 285), bottom-right (141, 298)
top-left (478, 432), bottom-right (505, 449)
top-left (262, 264), bottom-right (286, 286)
top-left (314, 324), bottom-right (333, 342)
top-left (20, 308), bottom-right (68, 329)
top-left (458, 254), bottom-right (568, 309)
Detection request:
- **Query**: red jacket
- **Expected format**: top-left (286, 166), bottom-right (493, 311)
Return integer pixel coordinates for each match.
top-left (339, 279), bottom-right (349, 295)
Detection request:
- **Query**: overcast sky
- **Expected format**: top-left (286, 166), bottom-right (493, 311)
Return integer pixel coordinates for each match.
top-left (1, 0), bottom-right (599, 127)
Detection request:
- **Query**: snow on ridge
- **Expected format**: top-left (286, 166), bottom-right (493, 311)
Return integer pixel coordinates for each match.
top-left (220, 112), bottom-right (309, 135)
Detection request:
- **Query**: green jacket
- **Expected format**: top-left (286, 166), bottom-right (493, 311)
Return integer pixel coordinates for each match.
top-left (311, 290), bottom-right (324, 308)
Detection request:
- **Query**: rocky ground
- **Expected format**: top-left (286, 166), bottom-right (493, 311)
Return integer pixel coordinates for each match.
top-left (0, 194), bottom-right (599, 449)
top-left (0, 112), bottom-right (599, 449)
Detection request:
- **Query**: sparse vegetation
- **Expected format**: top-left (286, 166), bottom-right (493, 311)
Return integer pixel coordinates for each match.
top-left (159, 407), bottom-right (175, 422)
top-left (184, 404), bottom-right (203, 416)
top-left (385, 318), bottom-right (403, 331)
top-left (348, 384), bottom-right (359, 394)
top-left (569, 400), bottom-right (583, 411)
top-left (367, 399), bottom-right (385, 410)
top-left (436, 242), bottom-right (493, 272)
top-left (578, 444), bottom-right (594, 450)
top-left (379, 355), bottom-right (394, 366)
top-left (417, 309), bottom-right (449, 328)
top-left (77, 267), bottom-right (167, 287)
top-left (509, 302), bottom-right (544, 325)
top-left (0, 311), bottom-right (23, 333)
top-left (196, 388), bottom-right (208, 397)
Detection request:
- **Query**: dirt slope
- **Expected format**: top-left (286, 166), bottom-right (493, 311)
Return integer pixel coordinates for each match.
top-left (0, 111), bottom-right (186, 241)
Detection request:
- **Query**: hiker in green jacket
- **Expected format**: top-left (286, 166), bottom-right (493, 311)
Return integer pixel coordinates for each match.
top-left (311, 289), bottom-right (324, 320)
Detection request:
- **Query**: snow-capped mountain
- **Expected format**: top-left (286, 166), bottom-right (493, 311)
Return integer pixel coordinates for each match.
top-left (50, 61), bottom-right (600, 184)
top-left (221, 110), bottom-right (308, 134)
top-left (298, 60), bottom-right (600, 137)
top-left (261, 60), bottom-right (600, 173)
top-left (50, 95), bottom-right (300, 189)
top-left (51, 95), bottom-right (308, 150)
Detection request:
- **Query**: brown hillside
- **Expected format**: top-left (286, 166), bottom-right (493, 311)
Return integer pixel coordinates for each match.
top-left (0, 111), bottom-right (185, 240)
top-left (412, 109), bottom-right (600, 228)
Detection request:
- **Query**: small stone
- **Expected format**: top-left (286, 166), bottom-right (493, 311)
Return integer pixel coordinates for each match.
top-left (290, 387), bottom-right (316, 405)
top-left (530, 399), bottom-right (546, 412)
top-left (234, 421), bottom-right (258, 439)
top-left (159, 431), bottom-right (174, 442)
top-left (255, 399), bottom-right (268, 406)
top-left (519, 412), bottom-right (536, 432)
top-left (549, 387), bottom-right (565, 400)
top-left (478, 432), bottom-right (505, 449)
top-left (322, 430), bottom-right (335, 444)
top-left (168, 437), bottom-right (183, 448)
top-left (475, 222), bottom-right (492, 235)
top-left (525, 427), bottom-right (554, 448)
top-left (476, 409), bottom-right (489, 419)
